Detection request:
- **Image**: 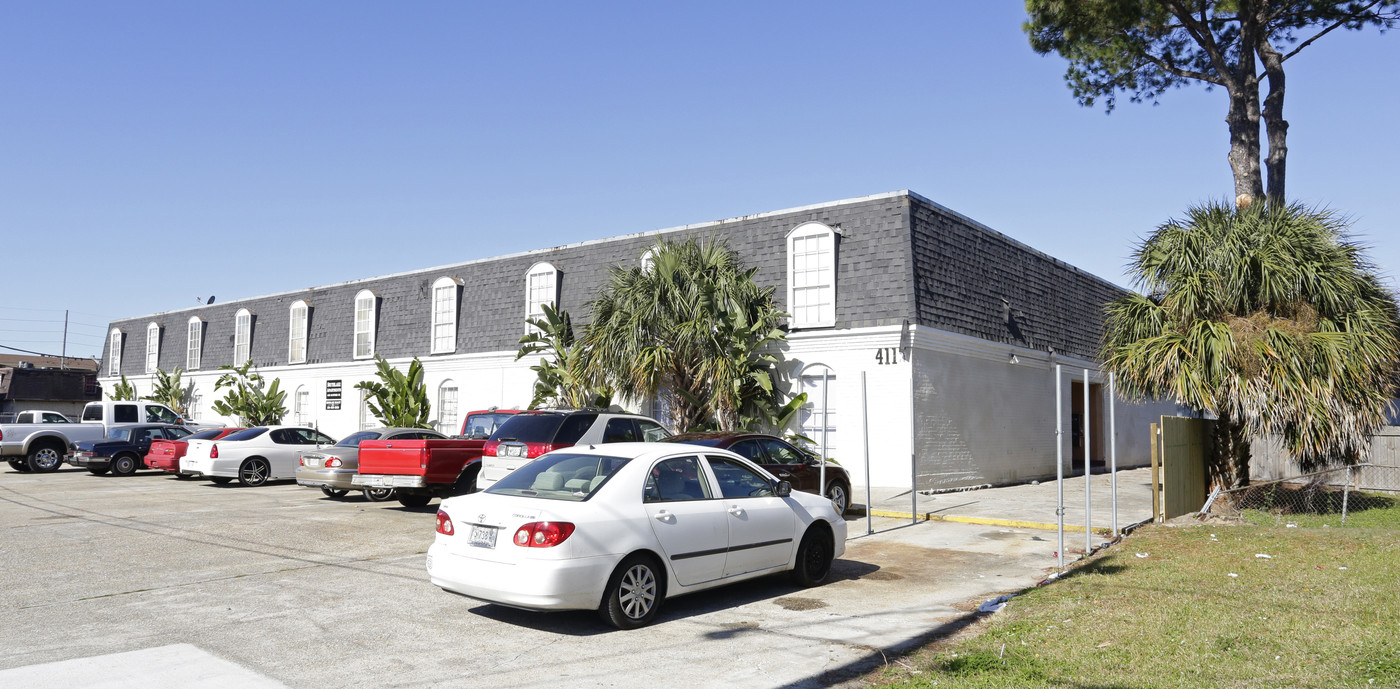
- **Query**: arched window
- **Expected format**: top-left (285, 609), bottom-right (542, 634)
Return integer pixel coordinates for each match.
top-left (798, 364), bottom-right (836, 457)
top-left (640, 247), bottom-right (658, 273)
top-left (294, 384), bottom-right (310, 427)
top-left (145, 322), bottom-right (161, 374)
top-left (108, 328), bottom-right (124, 376)
top-left (358, 387), bottom-right (374, 430)
top-left (354, 290), bottom-right (377, 359)
top-left (188, 389), bottom-right (202, 421)
top-left (431, 277), bottom-right (461, 354)
top-left (524, 262), bottom-right (559, 333)
top-left (233, 308), bottom-right (253, 365)
top-left (437, 379), bottom-right (459, 435)
top-left (289, 300), bottom-right (309, 364)
top-left (186, 317), bottom-right (203, 370)
top-left (787, 222), bottom-right (838, 328)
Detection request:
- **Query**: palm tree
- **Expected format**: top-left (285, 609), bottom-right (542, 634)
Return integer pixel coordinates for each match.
top-left (517, 304), bottom-right (610, 409)
top-left (354, 356), bottom-right (432, 428)
top-left (144, 367), bottom-right (192, 416)
top-left (1103, 201), bottom-right (1400, 488)
top-left (584, 237), bottom-right (789, 432)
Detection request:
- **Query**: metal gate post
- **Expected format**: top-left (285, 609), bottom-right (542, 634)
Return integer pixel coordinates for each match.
top-left (1056, 364), bottom-right (1064, 570)
top-left (1342, 465), bottom-right (1352, 526)
top-left (1109, 372), bottom-right (1118, 537)
top-left (1083, 368), bottom-right (1091, 554)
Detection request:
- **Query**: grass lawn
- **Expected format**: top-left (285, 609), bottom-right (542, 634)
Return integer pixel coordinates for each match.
top-left (865, 495), bottom-right (1400, 688)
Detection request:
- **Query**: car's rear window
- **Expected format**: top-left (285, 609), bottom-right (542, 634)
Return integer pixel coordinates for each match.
top-left (490, 413), bottom-right (567, 443)
top-left (223, 428), bottom-right (268, 441)
top-left (336, 430), bottom-right (383, 447)
top-left (187, 429), bottom-right (226, 441)
top-left (461, 413), bottom-right (516, 439)
top-left (105, 428), bottom-right (132, 442)
top-left (485, 452), bottom-right (631, 501)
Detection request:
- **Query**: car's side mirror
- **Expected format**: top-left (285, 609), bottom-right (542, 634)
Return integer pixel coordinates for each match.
top-left (775, 480), bottom-right (792, 497)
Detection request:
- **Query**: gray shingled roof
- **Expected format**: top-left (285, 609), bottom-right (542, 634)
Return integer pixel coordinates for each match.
top-left (102, 191), bottom-right (1122, 375)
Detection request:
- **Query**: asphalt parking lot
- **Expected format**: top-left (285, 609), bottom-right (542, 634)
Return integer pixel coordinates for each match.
top-left (0, 467), bottom-right (1059, 689)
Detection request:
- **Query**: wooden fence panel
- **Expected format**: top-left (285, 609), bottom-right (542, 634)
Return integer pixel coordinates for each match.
top-left (1161, 416), bottom-right (1211, 519)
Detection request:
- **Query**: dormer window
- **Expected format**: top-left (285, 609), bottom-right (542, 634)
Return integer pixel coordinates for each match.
top-left (289, 300), bottom-right (309, 364)
top-left (787, 222), bottom-right (838, 328)
top-left (431, 277), bottom-right (461, 354)
top-left (525, 262), bottom-right (559, 332)
top-left (233, 309), bottom-right (253, 365)
top-left (108, 328), bottom-right (124, 376)
top-left (145, 322), bottom-right (161, 373)
top-left (186, 317), bottom-right (203, 370)
top-left (354, 290), bottom-right (377, 359)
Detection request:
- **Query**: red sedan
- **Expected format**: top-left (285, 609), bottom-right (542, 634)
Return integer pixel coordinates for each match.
top-left (145, 427), bottom-right (245, 477)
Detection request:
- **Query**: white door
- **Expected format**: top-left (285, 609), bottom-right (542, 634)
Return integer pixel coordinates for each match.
top-left (705, 455), bottom-right (796, 577)
top-left (642, 455), bottom-right (728, 587)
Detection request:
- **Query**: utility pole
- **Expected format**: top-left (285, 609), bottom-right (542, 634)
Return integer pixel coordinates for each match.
top-left (61, 310), bottom-right (69, 370)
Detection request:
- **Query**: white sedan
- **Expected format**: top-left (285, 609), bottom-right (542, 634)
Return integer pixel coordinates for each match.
top-left (426, 442), bottom-right (847, 629)
top-left (184, 426), bottom-right (337, 487)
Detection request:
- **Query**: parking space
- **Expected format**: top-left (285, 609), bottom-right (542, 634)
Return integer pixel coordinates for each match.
top-left (1, 468), bottom-right (1057, 688)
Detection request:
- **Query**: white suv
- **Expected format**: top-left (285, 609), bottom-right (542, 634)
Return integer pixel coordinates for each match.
top-left (476, 409), bottom-right (671, 489)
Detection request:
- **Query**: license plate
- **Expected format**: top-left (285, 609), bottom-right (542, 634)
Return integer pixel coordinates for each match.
top-left (468, 525), bottom-right (497, 549)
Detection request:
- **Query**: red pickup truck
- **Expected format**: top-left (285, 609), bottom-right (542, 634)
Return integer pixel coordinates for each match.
top-left (352, 409), bottom-right (519, 508)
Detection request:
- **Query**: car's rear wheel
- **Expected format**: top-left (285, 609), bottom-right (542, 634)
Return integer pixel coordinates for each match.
top-left (600, 554), bottom-right (664, 630)
top-left (395, 492), bottom-right (432, 508)
top-left (320, 486), bottom-right (349, 499)
top-left (451, 466), bottom-right (479, 496)
top-left (238, 458), bottom-right (271, 487)
top-left (825, 481), bottom-right (851, 515)
top-left (87, 466), bottom-right (110, 475)
top-left (27, 443), bottom-right (64, 473)
top-left (210, 477), bottom-right (233, 485)
top-left (110, 453), bottom-right (140, 476)
top-left (8, 459), bottom-right (30, 472)
top-left (363, 487), bottom-right (394, 502)
top-left (789, 524), bottom-right (834, 588)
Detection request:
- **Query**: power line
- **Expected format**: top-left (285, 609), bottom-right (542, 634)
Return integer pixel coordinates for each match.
top-left (0, 343), bottom-right (99, 359)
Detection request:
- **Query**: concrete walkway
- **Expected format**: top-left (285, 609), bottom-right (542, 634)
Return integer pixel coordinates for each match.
top-left (855, 466), bottom-right (1156, 538)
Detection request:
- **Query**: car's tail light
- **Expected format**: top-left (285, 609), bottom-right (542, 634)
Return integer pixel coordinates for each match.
top-left (436, 510), bottom-right (454, 536)
top-left (482, 441), bottom-right (499, 457)
top-left (513, 521), bottom-right (575, 548)
top-left (326, 458), bottom-right (342, 468)
top-left (527, 443), bottom-right (555, 459)
top-left (210, 444), bottom-right (219, 458)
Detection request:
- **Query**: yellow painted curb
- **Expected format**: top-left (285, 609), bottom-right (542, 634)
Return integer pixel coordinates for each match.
top-left (866, 509), bottom-right (1115, 536)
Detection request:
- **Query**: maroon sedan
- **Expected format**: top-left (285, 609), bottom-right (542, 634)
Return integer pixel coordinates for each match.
top-left (662, 432), bottom-right (852, 514)
top-left (145, 427), bottom-right (245, 477)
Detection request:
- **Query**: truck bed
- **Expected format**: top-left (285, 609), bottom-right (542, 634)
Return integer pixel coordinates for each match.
top-left (356, 438), bottom-right (487, 485)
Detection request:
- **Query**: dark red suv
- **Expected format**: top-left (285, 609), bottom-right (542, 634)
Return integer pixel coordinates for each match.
top-left (662, 432), bottom-right (852, 514)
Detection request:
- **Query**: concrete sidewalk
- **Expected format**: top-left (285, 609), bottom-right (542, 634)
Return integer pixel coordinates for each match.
top-left (854, 466), bottom-right (1155, 537)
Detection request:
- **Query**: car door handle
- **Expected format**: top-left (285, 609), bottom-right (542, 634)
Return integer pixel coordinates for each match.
top-left (728, 506), bottom-right (745, 516)
top-left (776, 472), bottom-right (791, 477)
top-left (653, 510), bottom-right (674, 523)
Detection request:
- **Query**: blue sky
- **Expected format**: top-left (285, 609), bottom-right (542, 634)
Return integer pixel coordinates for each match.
top-left (3, 2), bottom-right (1397, 360)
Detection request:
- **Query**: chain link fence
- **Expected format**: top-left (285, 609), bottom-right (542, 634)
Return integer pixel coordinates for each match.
top-left (1206, 464), bottom-right (1400, 527)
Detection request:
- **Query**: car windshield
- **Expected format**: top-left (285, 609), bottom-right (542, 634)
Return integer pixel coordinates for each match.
top-left (489, 413), bottom-right (566, 443)
top-left (222, 428), bottom-right (268, 441)
top-left (485, 452), bottom-right (631, 502)
top-left (105, 428), bottom-right (133, 442)
top-left (336, 431), bottom-right (383, 447)
top-left (187, 429), bottom-right (226, 441)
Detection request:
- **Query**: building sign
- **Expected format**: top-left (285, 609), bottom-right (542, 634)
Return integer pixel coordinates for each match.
top-left (326, 380), bottom-right (342, 400)
top-left (326, 401), bottom-right (342, 411)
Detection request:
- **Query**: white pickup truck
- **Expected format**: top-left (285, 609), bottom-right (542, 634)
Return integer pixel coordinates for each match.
top-left (1, 400), bottom-right (192, 473)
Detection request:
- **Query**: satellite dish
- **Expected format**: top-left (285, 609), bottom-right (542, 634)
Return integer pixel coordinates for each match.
top-left (207, 296), bottom-right (216, 305)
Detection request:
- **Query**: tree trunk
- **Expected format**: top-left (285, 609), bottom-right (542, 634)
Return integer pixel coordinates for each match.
top-left (1227, 3), bottom-right (1265, 205)
top-left (1257, 33), bottom-right (1289, 204)
top-left (1209, 410), bottom-right (1252, 490)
